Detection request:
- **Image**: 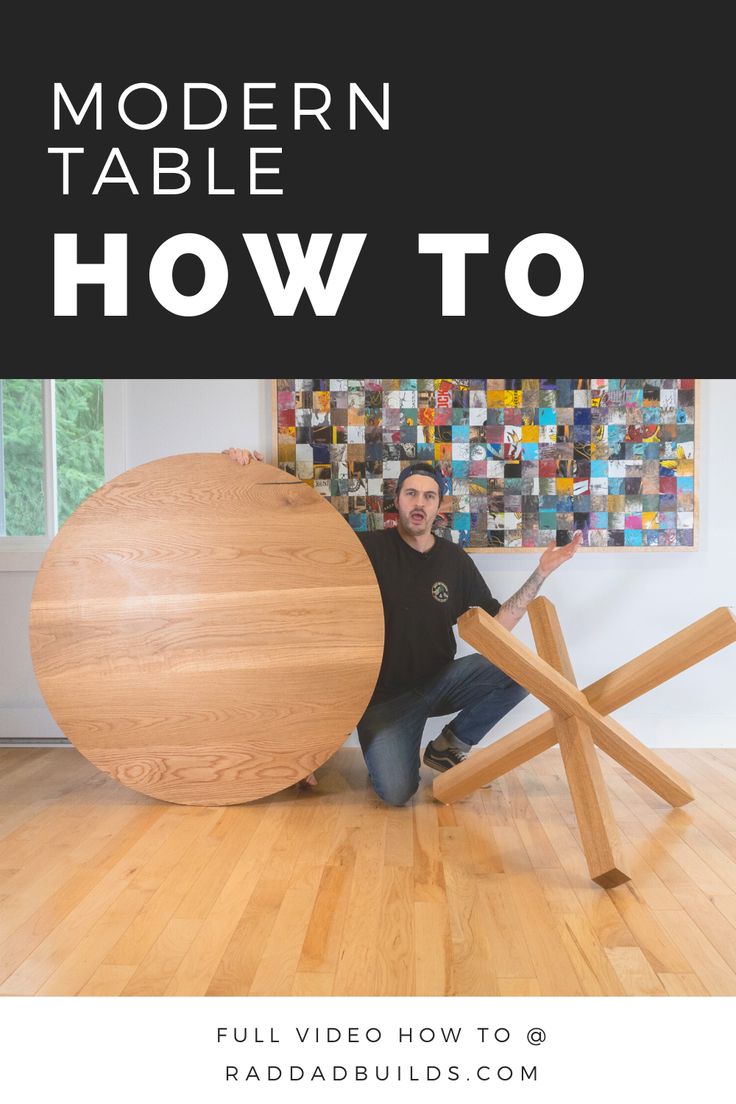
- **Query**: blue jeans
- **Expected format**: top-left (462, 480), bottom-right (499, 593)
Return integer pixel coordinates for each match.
top-left (357, 653), bottom-right (529, 806)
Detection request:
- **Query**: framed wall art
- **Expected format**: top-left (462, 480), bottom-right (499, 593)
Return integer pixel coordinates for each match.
top-left (273, 379), bottom-right (698, 551)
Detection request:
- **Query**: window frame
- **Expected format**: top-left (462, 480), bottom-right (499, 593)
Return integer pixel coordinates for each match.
top-left (0, 378), bottom-right (126, 571)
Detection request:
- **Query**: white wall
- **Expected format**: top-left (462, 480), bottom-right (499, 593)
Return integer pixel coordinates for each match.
top-left (1, 378), bottom-right (734, 748)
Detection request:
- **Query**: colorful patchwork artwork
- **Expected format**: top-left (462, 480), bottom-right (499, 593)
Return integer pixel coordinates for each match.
top-left (274, 379), bottom-right (697, 549)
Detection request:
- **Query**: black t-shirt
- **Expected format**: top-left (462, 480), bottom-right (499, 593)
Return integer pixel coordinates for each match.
top-left (357, 527), bottom-right (501, 704)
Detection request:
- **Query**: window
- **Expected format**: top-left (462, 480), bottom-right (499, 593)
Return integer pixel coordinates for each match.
top-left (1, 378), bottom-right (114, 570)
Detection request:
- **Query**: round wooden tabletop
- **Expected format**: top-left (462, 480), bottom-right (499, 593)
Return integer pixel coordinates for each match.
top-left (29, 455), bottom-right (384, 805)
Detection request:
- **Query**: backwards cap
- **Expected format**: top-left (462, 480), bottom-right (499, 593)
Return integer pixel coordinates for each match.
top-left (395, 463), bottom-right (447, 500)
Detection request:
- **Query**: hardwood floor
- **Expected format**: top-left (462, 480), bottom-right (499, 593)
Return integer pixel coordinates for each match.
top-left (1, 746), bottom-right (735, 996)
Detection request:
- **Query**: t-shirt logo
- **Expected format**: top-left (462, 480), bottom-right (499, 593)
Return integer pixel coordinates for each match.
top-left (432, 581), bottom-right (449, 603)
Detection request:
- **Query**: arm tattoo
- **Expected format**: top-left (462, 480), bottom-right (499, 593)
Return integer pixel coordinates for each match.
top-left (499, 567), bottom-right (546, 620)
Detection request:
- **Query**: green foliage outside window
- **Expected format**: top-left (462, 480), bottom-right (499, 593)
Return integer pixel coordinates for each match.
top-left (1, 378), bottom-right (104, 536)
top-left (56, 379), bottom-right (105, 527)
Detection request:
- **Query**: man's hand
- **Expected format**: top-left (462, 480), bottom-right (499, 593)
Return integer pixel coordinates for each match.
top-left (298, 772), bottom-right (318, 790)
top-left (222, 448), bottom-right (264, 465)
top-left (538, 529), bottom-right (583, 578)
top-left (496, 531), bottom-right (583, 631)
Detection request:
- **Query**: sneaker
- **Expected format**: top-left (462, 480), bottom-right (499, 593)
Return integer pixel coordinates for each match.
top-left (423, 737), bottom-right (468, 772)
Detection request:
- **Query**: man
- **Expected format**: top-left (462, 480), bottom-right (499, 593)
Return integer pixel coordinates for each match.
top-left (224, 448), bottom-right (582, 803)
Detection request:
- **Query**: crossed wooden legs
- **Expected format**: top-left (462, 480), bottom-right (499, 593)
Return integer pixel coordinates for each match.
top-left (433, 602), bottom-right (736, 887)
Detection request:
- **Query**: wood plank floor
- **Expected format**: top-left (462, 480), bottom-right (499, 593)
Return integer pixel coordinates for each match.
top-left (1, 746), bottom-right (735, 996)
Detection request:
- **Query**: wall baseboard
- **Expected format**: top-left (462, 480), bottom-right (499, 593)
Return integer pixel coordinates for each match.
top-left (0, 707), bottom-right (67, 744)
top-left (2, 705), bottom-right (734, 750)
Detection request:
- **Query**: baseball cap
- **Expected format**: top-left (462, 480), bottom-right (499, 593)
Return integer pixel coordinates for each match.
top-left (395, 463), bottom-right (447, 500)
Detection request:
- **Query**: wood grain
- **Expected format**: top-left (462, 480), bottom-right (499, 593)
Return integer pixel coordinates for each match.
top-left (584, 606), bottom-right (736, 714)
top-left (457, 607), bottom-right (695, 806)
top-left (528, 597), bottom-right (628, 888)
top-left (437, 606), bottom-right (697, 807)
top-left (434, 608), bottom-right (734, 803)
top-left (29, 455), bottom-right (384, 805)
top-left (2, 747), bottom-right (736, 995)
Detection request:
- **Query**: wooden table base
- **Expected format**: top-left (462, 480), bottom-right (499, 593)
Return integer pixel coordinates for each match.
top-left (434, 600), bottom-right (736, 887)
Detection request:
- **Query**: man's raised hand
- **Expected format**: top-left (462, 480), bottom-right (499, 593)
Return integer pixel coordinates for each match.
top-left (538, 529), bottom-right (583, 578)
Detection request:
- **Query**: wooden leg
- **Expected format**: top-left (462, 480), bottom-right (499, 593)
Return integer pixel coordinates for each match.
top-left (529, 598), bottom-right (629, 887)
top-left (436, 606), bottom-right (732, 811)
top-left (458, 606), bottom-right (695, 807)
top-left (583, 606), bottom-right (736, 714)
top-left (580, 605), bottom-right (733, 806)
top-left (556, 717), bottom-right (630, 887)
top-left (432, 712), bottom-right (558, 803)
top-left (585, 712), bottom-right (694, 806)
